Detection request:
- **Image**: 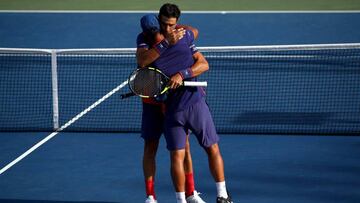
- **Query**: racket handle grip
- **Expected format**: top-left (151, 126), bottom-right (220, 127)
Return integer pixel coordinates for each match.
top-left (121, 92), bottom-right (135, 99)
top-left (183, 81), bottom-right (207, 87)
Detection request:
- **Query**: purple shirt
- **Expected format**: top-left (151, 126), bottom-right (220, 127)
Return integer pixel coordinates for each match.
top-left (136, 30), bottom-right (204, 112)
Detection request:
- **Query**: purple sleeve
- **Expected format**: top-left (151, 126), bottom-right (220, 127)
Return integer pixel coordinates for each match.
top-left (186, 29), bottom-right (195, 42)
top-left (136, 33), bottom-right (149, 48)
top-left (186, 30), bottom-right (198, 55)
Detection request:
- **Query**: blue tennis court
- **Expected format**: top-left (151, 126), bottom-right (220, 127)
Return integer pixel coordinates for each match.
top-left (1, 11), bottom-right (360, 203)
top-left (1, 132), bottom-right (359, 203)
top-left (1, 12), bottom-right (360, 48)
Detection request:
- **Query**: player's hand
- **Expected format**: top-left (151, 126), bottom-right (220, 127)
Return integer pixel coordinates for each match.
top-left (169, 73), bottom-right (183, 89)
top-left (166, 28), bottom-right (186, 45)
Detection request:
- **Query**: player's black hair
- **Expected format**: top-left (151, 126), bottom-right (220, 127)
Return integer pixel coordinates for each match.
top-left (159, 3), bottom-right (181, 19)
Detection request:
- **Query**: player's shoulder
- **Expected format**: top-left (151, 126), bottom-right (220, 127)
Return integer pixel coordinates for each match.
top-left (137, 32), bottom-right (150, 48)
top-left (136, 32), bottom-right (145, 40)
top-left (184, 29), bottom-right (195, 44)
top-left (185, 29), bottom-right (194, 37)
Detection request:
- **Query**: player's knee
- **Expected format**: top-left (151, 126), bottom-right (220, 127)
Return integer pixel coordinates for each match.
top-left (170, 149), bottom-right (185, 163)
top-left (144, 140), bottom-right (159, 158)
top-left (205, 143), bottom-right (220, 157)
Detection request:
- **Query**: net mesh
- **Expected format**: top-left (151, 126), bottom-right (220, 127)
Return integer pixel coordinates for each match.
top-left (0, 44), bottom-right (359, 135)
top-left (0, 51), bottom-right (53, 131)
top-left (200, 45), bottom-right (360, 134)
top-left (56, 50), bottom-right (139, 132)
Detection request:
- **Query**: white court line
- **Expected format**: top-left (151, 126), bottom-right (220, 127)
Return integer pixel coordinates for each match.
top-left (0, 80), bottom-right (128, 175)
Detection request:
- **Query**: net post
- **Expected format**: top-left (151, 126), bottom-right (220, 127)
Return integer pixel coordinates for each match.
top-left (51, 50), bottom-right (59, 130)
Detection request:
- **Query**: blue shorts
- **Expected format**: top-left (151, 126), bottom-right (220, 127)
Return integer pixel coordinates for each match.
top-left (141, 102), bottom-right (165, 141)
top-left (164, 98), bottom-right (219, 151)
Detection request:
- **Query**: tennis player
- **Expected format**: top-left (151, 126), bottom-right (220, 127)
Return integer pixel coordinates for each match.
top-left (136, 14), bottom-right (205, 203)
top-left (138, 4), bottom-right (233, 203)
top-left (150, 4), bottom-right (233, 203)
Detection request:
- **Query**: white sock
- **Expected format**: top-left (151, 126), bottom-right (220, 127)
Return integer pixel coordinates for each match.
top-left (175, 192), bottom-right (186, 203)
top-left (216, 181), bottom-right (228, 198)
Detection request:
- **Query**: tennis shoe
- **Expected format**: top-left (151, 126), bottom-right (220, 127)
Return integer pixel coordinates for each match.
top-left (186, 190), bottom-right (206, 203)
top-left (145, 195), bottom-right (158, 203)
top-left (216, 193), bottom-right (233, 203)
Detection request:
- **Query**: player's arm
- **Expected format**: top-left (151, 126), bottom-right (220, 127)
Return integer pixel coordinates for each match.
top-left (190, 51), bottom-right (209, 76)
top-left (136, 32), bottom-right (166, 68)
top-left (137, 28), bottom-right (190, 68)
top-left (169, 51), bottom-right (209, 89)
top-left (136, 47), bottom-right (160, 68)
top-left (137, 31), bottom-right (185, 68)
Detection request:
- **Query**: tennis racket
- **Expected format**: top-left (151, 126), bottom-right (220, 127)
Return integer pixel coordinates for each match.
top-left (121, 67), bottom-right (207, 99)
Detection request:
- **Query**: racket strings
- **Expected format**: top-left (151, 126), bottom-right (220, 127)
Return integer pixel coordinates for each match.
top-left (129, 69), bottom-right (165, 97)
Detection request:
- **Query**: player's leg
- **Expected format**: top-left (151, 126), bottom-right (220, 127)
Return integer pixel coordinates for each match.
top-left (143, 139), bottom-right (159, 202)
top-left (205, 143), bottom-right (225, 182)
top-left (141, 103), bottom-right (164, 202)
top-left (164, 111), bottom-right (188, 203)
top-left (184, 136), bottom-right (206, 203)
top-left (184, 135), bottom-right (194, 195)
top-left (205, 144), bottom-right (232, 203)
top-left (205, 144), bottom-right (233, 203)
top-left (189, 99), bottom-right (233, 203)
top-left (171, 149), bottom-right (186, 193)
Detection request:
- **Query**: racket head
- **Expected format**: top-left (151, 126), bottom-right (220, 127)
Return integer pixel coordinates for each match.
top-left (128, 67), bottom-right (169, 98)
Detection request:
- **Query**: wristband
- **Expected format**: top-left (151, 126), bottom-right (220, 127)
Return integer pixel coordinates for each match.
top-left (178, 68), bottom-right (193, 79)
top-left (154, 39), bottom-right (169, 55)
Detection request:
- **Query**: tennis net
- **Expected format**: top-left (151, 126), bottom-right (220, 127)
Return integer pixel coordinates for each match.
top-left (1, 43), bottom-right (359, 135)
